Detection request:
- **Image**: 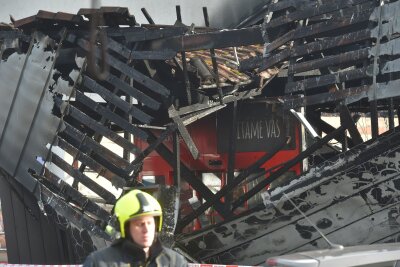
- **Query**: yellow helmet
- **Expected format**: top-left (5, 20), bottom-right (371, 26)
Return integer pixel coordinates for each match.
top-left (114, 189), bottom-right (162, 238)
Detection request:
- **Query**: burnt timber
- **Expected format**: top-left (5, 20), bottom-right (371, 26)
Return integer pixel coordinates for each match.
top-left (0, 0), bottom-right (400, 265)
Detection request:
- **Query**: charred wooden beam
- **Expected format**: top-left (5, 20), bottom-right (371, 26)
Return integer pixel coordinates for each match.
top-left (381, 58), bottom-right (400, 74)
top-left (180, 51), bottom-right (192, 105)
top-left (0, 31), bottom-right (30, 41)
top-left (169, 106), bottom-right (199, 159)
top-left (61, 123), bottom-right (131, 176)
top-left (107, 36), bottom-right (176, 60)
top-left (283, 84), bottom-right (370, 109)
top-left (140, 8), bottom-right (155, 24)
top-left (267, 0), bottom-right (308, 13)
top-left (285, 66), bottom-right (371, 93)
top-left (57, 137), bottom-right (126, 188)
top-left (182, 105), bottom-right (227, 126)
top-left (75, 70), bottom-right (118, 188)
top-left (307, 112), bottom-right (357, 147)
top-left (124, 124), bottom-right (177, 173)
top-left (173, 130), bottom-right (181, 189)
top-left (265, 0), bottom-right (371, 30)
top-left (148, 26), bottom-right (264, 52)
top-left (239, 55), bottom-right (263, 72)
top-left (39, 170), bottom-right (110, 220)
top-left (370, 100), bottom-right (379, 139)
top-left (263, 29), bottom-right (372, 71)
top-left (176, 136), bottom-right (289, 232)
top-left (105, 74), bottom-right (161, 110)
top-left (265, 11), bottom-right (371, 54)
top-left (38, 184), bottom-right (110, 240)
top-left (51, 153), bottom-right (116, 203)
top-left (82, 75), bottom-right (153, 124)
top-left (203, 7), bottom-right (224, 104)
top-left (373, 80), bottom-right (400, 101)
top-left (57, 99), bottom-right (141, 155)
top-left (171, 86), bottom-right (260, 117)
top-left (232, 125), bottom-right (346, 210)
top-left (288, 47), bottom-right (369, 74)
top-left (76, 37), bottom-right (170, 97)
top-left (75, 90), bottom-right (148, 140)
top-left (235, 1), bottom-right (272, 28)
top-left (225, 100), bottom-right (238, 210)
top-left (339, 105), bottom-right (363, 146)
top-left (109, 26), bottom-right (188, 43)
top-left (145, 130), bottom-right (233, 220)
top-left (388, 98), bottom-right (395, 130)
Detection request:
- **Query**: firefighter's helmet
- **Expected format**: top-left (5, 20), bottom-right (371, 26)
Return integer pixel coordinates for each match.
top-left (114, 189), bottom-right (162, 238)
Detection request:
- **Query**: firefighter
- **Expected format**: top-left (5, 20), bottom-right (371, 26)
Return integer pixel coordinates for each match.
top-left (83, 189), bottom-right (188, 267)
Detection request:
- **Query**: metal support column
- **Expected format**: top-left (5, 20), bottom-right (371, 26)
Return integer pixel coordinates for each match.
top-left (225, 100), bottom-right (238, 211)
top-left (173, 131), bottom-right (181, 187)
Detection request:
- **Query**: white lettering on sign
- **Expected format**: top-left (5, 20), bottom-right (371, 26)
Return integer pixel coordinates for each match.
top-left (237, 119), bottom-right (281, 140)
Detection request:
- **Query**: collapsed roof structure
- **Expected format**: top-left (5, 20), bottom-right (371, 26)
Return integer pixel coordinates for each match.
top-left (0, 0), bottom-right (400, 265)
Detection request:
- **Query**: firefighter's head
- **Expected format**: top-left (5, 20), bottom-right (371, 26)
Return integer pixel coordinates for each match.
top-left (114, 189), bottom-right (162, 247)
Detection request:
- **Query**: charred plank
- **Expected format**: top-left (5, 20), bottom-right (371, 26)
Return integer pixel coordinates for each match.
top-left (77, 37), bottom-right (170, 97)
top-left (105, 74), bottom-right (161, 110)
top-left (61, 122), bottom-right (131, 174)
top-left (39, 184), bottom-right (110, 240)
top-left (57, 137), bottom-right (126, 188)
top-left (51, 153), bottom-right (116, 203)
top-left (57, 99), bottom-right (141, 155)
top-left (265, 11), bottom-right (372, 54)
top-left (145, 130), bottom-right (233, 220)
top-left (265, 0), bottom-right (371, 30)
top-left (285, 66), bottom-right (371, 93)
top-left (148, 26), bottom-right (264, 52)
top-left (262, 29), bottom-right (372, 70)
top-left (288, 48), bottom-right (369, 75)
top-left (284, 85), bottom-right (370, 108)
top-left (40, 170), bottom-right (110, 220)
top-left (107, 37), bottom-right (176, 60)
top-left (75, 90), bottom-right (148, 140)
top-left (176, 136), bottom-right (289, 232)
top-left (232, 125), bottom-right (346, 210)
top-left (82, 75), bottom-right (153, 124)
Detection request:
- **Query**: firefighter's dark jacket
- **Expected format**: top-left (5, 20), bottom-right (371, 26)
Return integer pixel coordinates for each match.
top-left (82, 237), bottom-right (188, 267)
